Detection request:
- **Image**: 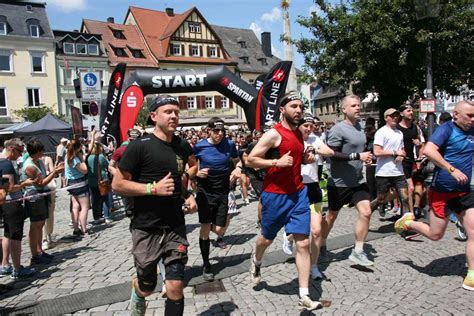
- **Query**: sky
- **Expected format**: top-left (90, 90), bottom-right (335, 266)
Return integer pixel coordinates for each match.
top-left (45, 0), bottom-right (322, 69)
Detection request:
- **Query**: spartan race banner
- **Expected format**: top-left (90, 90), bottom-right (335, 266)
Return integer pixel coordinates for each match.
top-left (100, 63), bottom-right (126, 146)
top-left (104, 61), bottom-right (292, 141)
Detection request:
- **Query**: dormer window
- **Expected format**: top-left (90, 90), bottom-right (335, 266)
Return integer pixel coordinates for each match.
top-left (88, 44), bottom-right (99, 55)
top-left (238, 40), bottom-right (247, 48)
top-left (131, 49), bottom-right (144, 58)
top-left (76, 43), bottom-right (87, 55)
top-left (30, 24), bottom-right (39, 38)
top-left (113, 30), bottom-right (125, 39)
top-left (240, 56), bottom-right (250, 64)
top-left (188, 22), bottom-right (201, 33)
top-left (114, 47), bottom-right (128, 57)
top-left (258, 57), bottom-right (268, 66)
top-left (63, 42), bottom-right (75, 54)
top-left (26, 5), bottom-right (33, 12)
top-left (0, 22), bottom-right (6, 36)
top-left (209, 47), bottom-right (217, 58)
top-left (170, 43), bottom-right (181, 56)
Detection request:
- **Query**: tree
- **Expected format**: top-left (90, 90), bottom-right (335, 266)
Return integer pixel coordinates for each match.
top-left (135, 101), bottom-right (150, 129)
top-left (295, 1), bottom-right (473, 114)
top-left (13, 106), bottom-right (66, 122)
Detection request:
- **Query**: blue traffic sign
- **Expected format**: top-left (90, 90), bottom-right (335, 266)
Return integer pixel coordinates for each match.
top-left (83, 73), bottom-right (97, 87)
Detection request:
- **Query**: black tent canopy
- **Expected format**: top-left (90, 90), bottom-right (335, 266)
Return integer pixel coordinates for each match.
top-left (14, 114), bottom-right (72, 153)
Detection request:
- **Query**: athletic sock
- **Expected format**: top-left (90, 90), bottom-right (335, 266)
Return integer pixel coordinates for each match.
top-left (131, 287), bottom-right (145, 303)
top-left (199, 238), bottom-right (211, 269)
top-left (299, 287), bottom-right (309, 298)
top-left (467, 269), bottom-right (474, 278)
top-left (354, 241), bottom-right (364, 253)
top-left (253, 254), bottom-right (261, 266)
top-left (165, 297), bottom-right (184, 316)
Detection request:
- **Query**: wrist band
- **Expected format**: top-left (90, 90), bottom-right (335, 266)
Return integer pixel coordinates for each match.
top-left (392, 150), bottom-right (397, 158)
top-left (272, 159), bottom-right (278, 167)
top-left (349, 153), bottom-right (360, 160)
top-left (146, 183), bottom-right (152, 195)
top-left (151, 181), bottom-right (157, 195)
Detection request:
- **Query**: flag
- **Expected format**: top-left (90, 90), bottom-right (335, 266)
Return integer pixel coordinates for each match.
top-left (63, 56), bottom-right (69, 70)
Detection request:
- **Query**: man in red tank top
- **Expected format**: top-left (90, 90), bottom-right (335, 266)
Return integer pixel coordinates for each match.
top-left (247, 92), bottom-right (324, 311)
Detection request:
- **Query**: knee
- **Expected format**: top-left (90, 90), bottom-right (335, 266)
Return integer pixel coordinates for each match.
top-left (311, 227), bottom-right (321, 239)
top-left (165, 280), bottom-right (183, 300)
top-left (295, 237), bottom-right (310, 251)
top-left (430, 232), bottom-right (444, 241)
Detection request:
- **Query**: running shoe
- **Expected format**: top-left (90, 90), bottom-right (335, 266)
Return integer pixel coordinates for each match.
top-left (213, 237), bottom-right (228, 249)
top-left (349, 249), bottom-right (374, 266)
top-left (40, 252), bottom-right (54, 260)
top-left (394, 213), bottom-right (415, 234)
top-left (130, 287), bottom-right (146, 316)
top-left (202, 265), bottom-right (214, 282)
top-left (10, 266), bottom-right (35, 280)
top-left (0, 265), bottom-right (12, 276)
top-left (298, 295), bottom-right (322, 311)
top-left (42, 240), bottom-right (50, 250)
top-left (400, 230), bottom-right (420, 240)
top-left (462, 275), bottom-right (474, 291)
top-left (378, 205), bottom-right (386, 217)
top-left (244, 198), bottom-right (250, 205)
top-left (249, 259), bottom-right (261, 284)
top-left (105, 218), bottom-right (113, 224)
top-left (282, 230), bottom-right (294, 255)
top-left (30, 254), bottom-right (52, 265)
top-left (456, 221), bottom-right (468, 241)
top-left (311, 265), bottom-right (322, 280)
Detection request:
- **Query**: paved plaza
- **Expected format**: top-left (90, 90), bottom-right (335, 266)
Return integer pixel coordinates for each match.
top-left (0, 184), bottom-right (473, 315)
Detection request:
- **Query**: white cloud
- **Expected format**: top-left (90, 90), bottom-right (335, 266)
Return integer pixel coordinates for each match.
top-left (249, 22), bottom-right (263, 37)
top-left (261, 7), bottom-right (282, 23)
top-left (48, 0), bottom-right (86, 12)
top-left (271, 44), bottom-right (282, 59)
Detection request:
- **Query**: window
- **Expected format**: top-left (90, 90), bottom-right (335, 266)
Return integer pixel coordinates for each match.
top-left (187, 96), bottom-right (196, 110)
top-left (240, 56), bottom-right (249, 64)
top-left (114, 48), bottom-right (128, 57)
top-left (238, 41), bottom-right (247, 48)
top-left (131, 49), bottom-right (144, 58)
top-left (26, 5), bottom-right (33, 12)
top-left (76, 43), bottom-right (87, 55)
top-left (31, 52), bottom-right (44, 73)
top-left (0, 88), bottom-right (7, 116)
top-left (88, 44), bottom-right (99, 55)
top-left (30, 24), bottom-right (39, 38)
top-left (209, 47), bottom-right (217, 58)
top-left (188, 22), bottom-right (201, 33)
top-left (113, 30), bottom-right (125, 39)
top-left (81, 101), bottom-right (90, 115)
top-left (191, 45), bottom-right (200, 57)
top-left (63, 42), bottom-right (74, 54)
top-left (65, 99), bottom-right (74, 116)
top-left (205, 96), bottom-right (214, 109)
top-left (94, 69), bottom-right (104, 83)
top-left (221, 97), bottom-right (229, 109)
top-left (27, 88), bottom-right (41, 106)
top-left (171, 44), bottom-right (181, 56)
top-left (0, 22), bottom-right (6, 36)
top-left (0, 50), bottom-right (12, 72)
top-left (63, 68), bottom-right (73, 85)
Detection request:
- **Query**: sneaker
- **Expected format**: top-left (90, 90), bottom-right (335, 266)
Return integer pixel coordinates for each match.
top-left (249, 259), bottom-right (261, 284)
top-left (10, 266), bottom-right (35, 280)
top-left (105, 218), bottom-right (113, 224)
top-left (378, 205), bottom-right (386, 217)
top-left (298, 295), bottom-right (322, 311)
top-left (68, 220), bottom-right (74, 227)
top-left (214, 237), bottom-right (228, 249)
top-left (394, 213), bottom-right (415, 234)
top-left (40, 252), bottom-right (54, 260)
top-left (42, 240), bottom-right (50, 250)
top-left (455, 221), bottom-right (468, 241)
top-left (30, 254), bottom-right (52, 265)
top-left (349, 249), bottom-right (374, 266)
top-left (414, 207), bottom-right (423, 219)
top-left (0, 265), bottom-right (12, 276)
top-left (73, 229), bottom-right (83, 237)
top-left (388, 206), bottom-right (401, 217)
top-left (248, 190), bottom-right (257, 198)
top-left (400, 230), bottom-right (420, 240)
top-left (311, 265), bottom-right (322, 280)
top-left (462, 275), bottom-right (474, 291)
top-left (282, 230), bottom-right (294, 255)
top-left (244, 198), bottom-right (250, 205)
top-left (202, 265), bottom-right (214, 282)
top-left (130, 288), bottom-right (146, 316)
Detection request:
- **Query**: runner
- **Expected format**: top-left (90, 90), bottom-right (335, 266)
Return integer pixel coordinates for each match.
top-left (247, 92), bottom-right (324, 311)
top-left (112, 95), bottom-right (197, 315)
top-left (395, 100), bottom-right (474, 290)
top-left (321, 95), bottom-right (374, 266)
top-left (193, 117), bottom-right (239, 281)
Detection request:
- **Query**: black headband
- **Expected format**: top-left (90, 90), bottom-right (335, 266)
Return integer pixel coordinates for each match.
top-left (148, 95), bottom-right (179, 112)
top-left (279, 93), bottom-right (301, 108)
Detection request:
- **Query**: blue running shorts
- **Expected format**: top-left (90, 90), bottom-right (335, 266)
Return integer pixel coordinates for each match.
top-left (260, 186), bottom-right (310, 240)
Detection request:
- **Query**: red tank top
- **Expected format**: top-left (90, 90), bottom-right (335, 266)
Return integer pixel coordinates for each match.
top-left (263, 122), bottom-right (304, 194)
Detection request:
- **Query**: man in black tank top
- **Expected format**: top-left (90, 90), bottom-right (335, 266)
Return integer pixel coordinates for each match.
top-left (397, 104), bottom-right (424, 218)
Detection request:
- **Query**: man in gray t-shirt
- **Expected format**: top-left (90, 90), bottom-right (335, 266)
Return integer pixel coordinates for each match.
top-left (321, 95), bottom-right (374, 267)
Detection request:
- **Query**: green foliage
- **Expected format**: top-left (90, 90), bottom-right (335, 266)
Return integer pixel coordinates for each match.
top-left (13, 106), bottom-right (66, 122)
top-left (135, 100), bottom-right (150, 128)
top-left (296, 1), bottom-right (473, 114)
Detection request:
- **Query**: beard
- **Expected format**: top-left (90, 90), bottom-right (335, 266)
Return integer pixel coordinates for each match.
top-left (283, 111), bottom-right (300, 127)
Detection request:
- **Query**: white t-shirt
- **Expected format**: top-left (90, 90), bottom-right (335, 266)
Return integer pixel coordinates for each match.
top-left (301, 134), bottom-right (323, 183)
top-left (374, 125), bottom-right (404, 177)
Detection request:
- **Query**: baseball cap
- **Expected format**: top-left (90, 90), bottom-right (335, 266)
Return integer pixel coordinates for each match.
top-left (384, 108), bottom-right (399, 118)
top-left (60, 137), bottom-right (68, 143)
top-left (127, 128), bottom-right (141, 140)
top-left (398, 103), bottom-right (413, 113)
top-left (207, 118), bottom-right (225, 130)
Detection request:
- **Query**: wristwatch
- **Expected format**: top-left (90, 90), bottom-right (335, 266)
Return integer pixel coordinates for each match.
top-left (448, 166), bottom-right (455, 174)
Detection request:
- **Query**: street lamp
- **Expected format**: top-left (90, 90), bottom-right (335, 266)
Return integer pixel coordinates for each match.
top-left (414, 0), bottom-right (440, 138)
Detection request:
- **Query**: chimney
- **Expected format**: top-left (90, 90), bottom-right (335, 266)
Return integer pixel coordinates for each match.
top-left (165, 8), bottom-right (174, 16)
top-left (107, 17), bottom-right (114, 23)
top-left (261, 32), bottom-right (272, 57)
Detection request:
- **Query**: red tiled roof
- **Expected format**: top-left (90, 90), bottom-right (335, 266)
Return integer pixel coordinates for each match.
top-left (82, 19), bottom-right (158, 68)
top-left (127, 6), bottom-right (235, 65)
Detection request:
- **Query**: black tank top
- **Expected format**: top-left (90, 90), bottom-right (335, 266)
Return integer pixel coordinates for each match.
top-left (397, 122), bottom-right (418, 162)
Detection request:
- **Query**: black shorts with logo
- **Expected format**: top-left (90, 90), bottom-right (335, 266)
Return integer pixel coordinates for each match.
top-left (131, 225), bottom-right (189, 292)
top-left (196, 189), bottom-right (228, 227)
top-left (376, 175), bottom-right (408, 194)
top-left (327, 184), bottom-right (371, 211)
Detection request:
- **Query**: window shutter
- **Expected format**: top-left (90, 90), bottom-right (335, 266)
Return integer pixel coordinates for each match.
top-left (200, 96), bottom-right (206, 109)
top-left (169, 45), bottom-right (173, 55)
top-left (215, 96), bottom-right (221, 109)
top-left (199, 46), bottom-right (203, 57)
top-left (189, 45), bottom-right (192, 56)
top-left (181, 44), bottom-right (184, 55)
top-left (207, 46), bottom-right (210, 57)
top-left (217, 47), bottom-right (221, 57)
top-left (229, 99), bottom-right (233, 108)
top-left (179, 96), bottom-right (187, 110)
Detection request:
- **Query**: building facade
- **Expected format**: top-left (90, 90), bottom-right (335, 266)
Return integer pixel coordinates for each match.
top-left (0, 0), bottom-right (58, 125)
